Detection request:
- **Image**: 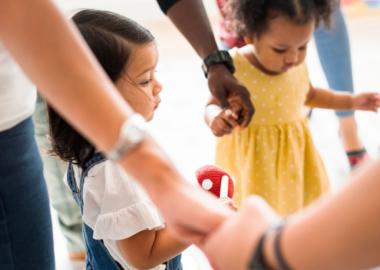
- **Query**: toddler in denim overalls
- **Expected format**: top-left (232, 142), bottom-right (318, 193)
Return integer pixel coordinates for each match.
top-left (67, 153), bottom-right (182, 270)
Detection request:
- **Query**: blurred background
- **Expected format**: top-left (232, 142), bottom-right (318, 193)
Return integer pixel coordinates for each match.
top-left (52, 0), bottom-right (380, 269)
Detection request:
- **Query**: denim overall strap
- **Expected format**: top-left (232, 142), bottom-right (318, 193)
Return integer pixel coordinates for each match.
top-left (79, 153), bottom-right (106, 206)
top-left (67, 163), bottom-right (81, 207)
top-left (67, 153), bottom-right (122, 270)
top-left (165, 254), bottom-right (183, 270)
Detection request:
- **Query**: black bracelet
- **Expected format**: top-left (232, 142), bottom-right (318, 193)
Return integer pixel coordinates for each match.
top-left (249, 228), bottom-right (272, 270)
top-left (273, 221), bottom-right (293, 270)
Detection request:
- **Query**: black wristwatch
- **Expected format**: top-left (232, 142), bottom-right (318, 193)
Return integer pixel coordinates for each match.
top-left (202, 50), bottom-right (235, 78)
top-left (249, 231), bottom-right (271, 270)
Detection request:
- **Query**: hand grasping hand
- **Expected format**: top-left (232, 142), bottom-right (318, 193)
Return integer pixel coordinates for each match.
top-left (207, 65), bottom-right (255, 127)
top-left (210, 109), bottom-right (240, 137)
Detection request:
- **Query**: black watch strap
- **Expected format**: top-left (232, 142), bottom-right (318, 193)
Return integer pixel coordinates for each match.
top-left (249, 230), bottom-right (271, 270)
top-left (273, 221), bottom-right (293, 270)
top-left (202, 50), bottom-right (235, 77)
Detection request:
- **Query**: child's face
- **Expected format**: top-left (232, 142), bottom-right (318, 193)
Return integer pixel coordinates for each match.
top-left (116, 42), bottom-right (162, 121)
top-left (245, 16), bottom-right (315, 75)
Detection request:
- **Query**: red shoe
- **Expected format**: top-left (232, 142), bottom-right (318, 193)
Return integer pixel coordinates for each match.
top-left (346, 149), bottom-right (369, 169)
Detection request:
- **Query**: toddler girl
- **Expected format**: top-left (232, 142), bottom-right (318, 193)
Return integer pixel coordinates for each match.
top-left (205, 0), bottom-right (380, 215)
top-left (48, 9), bottom-right (185, 270)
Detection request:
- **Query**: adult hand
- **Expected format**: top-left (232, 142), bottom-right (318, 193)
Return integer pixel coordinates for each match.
top-left (119, 136), bottom-right (233, 244)
top-left (200, 196), bottom-right (279, 270)
top-left (207, 65), bottom-right (255, 127)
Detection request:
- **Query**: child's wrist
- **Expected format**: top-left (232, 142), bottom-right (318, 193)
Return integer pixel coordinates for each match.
top-left (205, 114), bottom-right (216, 127)
top-left (347, 95), bottom-right (354, 110)
top-left (205, 104), bottom-right (223, 124)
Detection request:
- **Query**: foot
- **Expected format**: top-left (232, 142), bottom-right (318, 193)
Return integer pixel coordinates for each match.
top-left (69, 250), bottom-right (86, 261)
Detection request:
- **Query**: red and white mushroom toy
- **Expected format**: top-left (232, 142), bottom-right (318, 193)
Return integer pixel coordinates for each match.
top-left (195, 165), bottom-right (234, 199)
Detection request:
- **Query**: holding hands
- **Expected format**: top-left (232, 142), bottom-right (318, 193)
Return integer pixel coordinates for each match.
top-left (209, 107), bottom-right (240, 137)
top-left (351, 92), bottom-right (380, 112)
top-left (201, 196), bottom-right (279, 270)
top-left (207, 65), bottom-right (255, 128)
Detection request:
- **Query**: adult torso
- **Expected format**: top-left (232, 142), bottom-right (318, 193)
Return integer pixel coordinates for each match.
top-left (0, 44), bottom-right (36, 131)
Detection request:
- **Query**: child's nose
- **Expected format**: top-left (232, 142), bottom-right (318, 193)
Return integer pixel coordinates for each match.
top-left (153, 79), bottom-right (162, 95)
top-left (285, 50), bottom-right (298, 65)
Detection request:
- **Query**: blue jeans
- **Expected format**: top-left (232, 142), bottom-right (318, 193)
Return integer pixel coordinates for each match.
top-left (314, 7), bottom-right (354, 118)
top-left (0, 118), bottom-right (54, 270)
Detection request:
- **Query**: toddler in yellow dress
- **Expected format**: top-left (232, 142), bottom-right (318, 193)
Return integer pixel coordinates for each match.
top-left (205, 0), bottom-right (380, 215)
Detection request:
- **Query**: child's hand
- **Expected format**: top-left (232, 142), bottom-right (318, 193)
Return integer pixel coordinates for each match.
top-left (210, 109), bottom-right (239, 137)
top-left (352, 92), bottom-right (380, 112)
top-left (218, 197), bottom-right (237, 211)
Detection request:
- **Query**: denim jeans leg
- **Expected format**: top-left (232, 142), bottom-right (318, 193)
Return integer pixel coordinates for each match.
top-left (314, 7), bottom-right (354, 117)
top-left (0, 118), bottom-right (55, 270)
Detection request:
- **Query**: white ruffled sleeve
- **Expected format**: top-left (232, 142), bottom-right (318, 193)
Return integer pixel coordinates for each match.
top-left (82, 160), bottom-right (165, 241)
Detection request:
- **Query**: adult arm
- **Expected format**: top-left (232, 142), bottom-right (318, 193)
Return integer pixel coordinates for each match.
top-left (201, 159), bottom-right (380, 270)
top-left (156, 0), bottom-right (254, 127)
top-left (157, 0), bottom-right (219, 59)
top-left (279, 159), bottom-right (380, 270)
top-left (0, 0), bottom-right (230, 243)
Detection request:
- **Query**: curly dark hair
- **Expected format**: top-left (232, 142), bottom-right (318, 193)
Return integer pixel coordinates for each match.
top-left (225, 0), bottom-right (337, 37)
top-left (47, 9), bottom-right (154, 168)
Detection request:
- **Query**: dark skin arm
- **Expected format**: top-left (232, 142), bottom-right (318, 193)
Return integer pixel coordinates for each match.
top-left (160, 0), bottom-right (255, 127)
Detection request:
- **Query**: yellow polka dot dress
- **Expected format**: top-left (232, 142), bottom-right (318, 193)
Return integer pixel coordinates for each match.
top-left (215, 49), bottom-right (330, 216)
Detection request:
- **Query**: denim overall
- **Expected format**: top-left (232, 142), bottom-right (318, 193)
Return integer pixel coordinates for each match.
top-left (67, 153), bottom-right (182, 270)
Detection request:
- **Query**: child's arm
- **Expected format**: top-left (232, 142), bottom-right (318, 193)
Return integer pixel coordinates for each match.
top-left (116, 228), bottom-right (188, 269)
top-left (305, 85), bottom-right (380, 112)
top-left (205, 97), bottom-right (239, 137)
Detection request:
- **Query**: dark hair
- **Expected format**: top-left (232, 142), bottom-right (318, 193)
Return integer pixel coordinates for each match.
top-left (48, 9), bottom-right (154, 168)
top-left (226, 0), bottom-right (337, 37)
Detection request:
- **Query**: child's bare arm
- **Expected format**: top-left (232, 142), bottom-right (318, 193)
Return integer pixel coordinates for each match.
top-left (305, 85), bottom-right (353, 110)
top-left (117, 228), bottom-right (188, 269)
top-left (305, 85), bottom-right (380, 112)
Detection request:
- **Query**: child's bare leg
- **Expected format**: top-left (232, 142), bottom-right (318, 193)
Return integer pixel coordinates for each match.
top-left (339, 115), bottom-right (362, 151)
top-left (339, 116), bottom-right (368, 168)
